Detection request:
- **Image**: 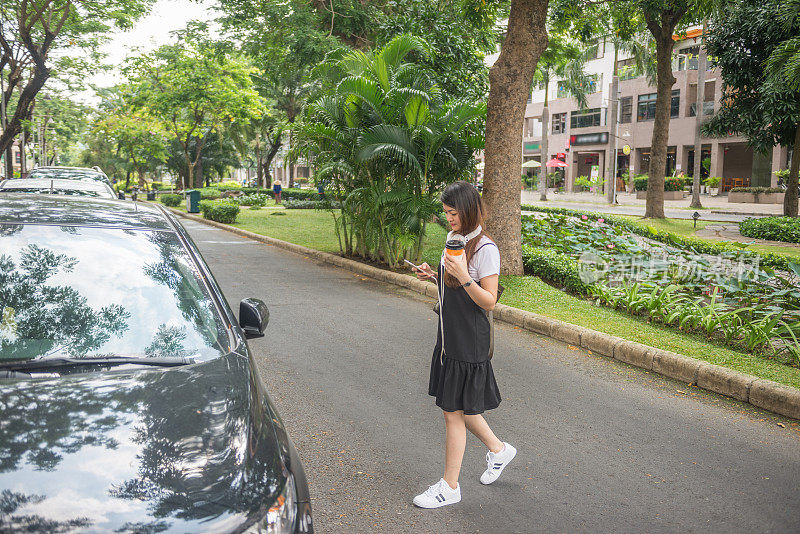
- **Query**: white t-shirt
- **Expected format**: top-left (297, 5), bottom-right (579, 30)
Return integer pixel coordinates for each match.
top-left (442, 235), bottom-right (500, 282)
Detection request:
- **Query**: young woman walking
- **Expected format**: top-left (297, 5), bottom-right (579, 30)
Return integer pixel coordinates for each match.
top-left (411, 180), bottom-right (516, 509)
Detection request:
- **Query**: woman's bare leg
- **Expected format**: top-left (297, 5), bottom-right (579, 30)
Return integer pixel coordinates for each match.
top-left (464, 413), bottom-right (504, 453)
top-left (443, 410), bottom-right (466, 489)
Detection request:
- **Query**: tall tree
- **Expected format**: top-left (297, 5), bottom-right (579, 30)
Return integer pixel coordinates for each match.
top-left (553, 0), bottom-right (710, 218)
top-left (703, 0), bottom-right (800, 217)
top-left (482, 0), bottom-right (550, 275)
top-left (125, 39), bottom-right (261, 189)
top-left (0, 0), bottom-right (154, 157)
top-left (532, 35), bottom-right (593, 202)
top-left (93, 109), bottom-right (168, 187)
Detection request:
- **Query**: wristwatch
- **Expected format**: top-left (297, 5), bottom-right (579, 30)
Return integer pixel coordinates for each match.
top-left (461, 279), bottom-right (473, 288)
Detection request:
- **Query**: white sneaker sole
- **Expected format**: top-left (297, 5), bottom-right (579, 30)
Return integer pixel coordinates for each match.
top-left (480, 445), bottom-right (517, 485)
top-left (413, 493), bottom-right (462, 509)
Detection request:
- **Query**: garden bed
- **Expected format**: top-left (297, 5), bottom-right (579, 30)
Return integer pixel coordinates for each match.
top-left (521, 210), bottom-right (800, 366)
top-left (729, 191), bottom-right (785, 204)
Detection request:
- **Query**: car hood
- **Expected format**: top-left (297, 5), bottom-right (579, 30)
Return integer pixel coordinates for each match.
top-left (0, 352), bottom-right (284, 533)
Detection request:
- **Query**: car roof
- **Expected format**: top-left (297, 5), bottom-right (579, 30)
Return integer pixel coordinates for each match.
top-left (0, 194), bottom-right (173, 230)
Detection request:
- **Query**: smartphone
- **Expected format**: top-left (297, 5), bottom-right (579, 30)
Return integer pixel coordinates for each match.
top-left (403, 259), bottom-right (421, 270)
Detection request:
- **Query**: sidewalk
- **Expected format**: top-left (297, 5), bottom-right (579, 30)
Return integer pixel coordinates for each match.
top-left (521, 190), bottom-right (785, 222)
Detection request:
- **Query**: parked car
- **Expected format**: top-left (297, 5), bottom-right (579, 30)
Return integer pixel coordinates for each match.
top-left (26, 166), bottom-right (113, 188)
top-left (0, 195), bottom-right (313, 533)
top-left (0, 177), bottom-right (117, 199)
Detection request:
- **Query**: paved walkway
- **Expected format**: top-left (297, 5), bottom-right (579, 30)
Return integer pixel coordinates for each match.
top-left (183, 218), bottom-right (800, 534)
top-left (521, 190), bottom-right (785, 222)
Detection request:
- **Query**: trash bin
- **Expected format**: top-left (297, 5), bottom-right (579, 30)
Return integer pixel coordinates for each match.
top-left (186, 190), bottom-right (201, 213)
top-left (146, 191), bottom-right (156, 201)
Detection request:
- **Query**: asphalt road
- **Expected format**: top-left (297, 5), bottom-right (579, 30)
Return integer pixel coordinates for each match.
top-left (182, 218), bottom-right (800, 534)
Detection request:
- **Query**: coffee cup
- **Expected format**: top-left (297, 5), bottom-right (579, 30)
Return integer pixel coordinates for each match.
top-left (445, 239), bottom-right (465, 256)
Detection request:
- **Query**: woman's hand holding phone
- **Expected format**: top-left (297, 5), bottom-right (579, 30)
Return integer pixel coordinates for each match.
top-left (409, 261), bottom-right (435, 280)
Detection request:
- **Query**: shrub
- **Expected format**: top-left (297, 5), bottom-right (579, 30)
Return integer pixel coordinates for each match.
top-left (199, 200), bottom-right (240, 224)
top-left (740, 217), bottom-right (800, 244)
top-left (282, 188), bottom-right (319, 201)
top-left (729, 187), bottom-right (784, 194)
top-left (197, 187), bottom-right (221, 200)
top-left (285, 200), bottom-right (325, 209)
top-left (236, 193), bottom-right (270, 206)
top-left (521, 245), bottom-right (591, 295)
top-left (633, 175), bottom-right (683, 191)
top-left (664, 177), bottom-right (683, 191)
top-left (704, 176), bottom-right (721, 187)
top-left (160, 194), bottom-right (182, 207)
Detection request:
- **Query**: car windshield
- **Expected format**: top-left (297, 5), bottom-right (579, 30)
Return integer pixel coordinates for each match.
top-left (28, 169), bottom-right (109, 184)
top-left (0, 224), bottom-right (230, 363)
top-left (0, 186), bottom-right (112, 198)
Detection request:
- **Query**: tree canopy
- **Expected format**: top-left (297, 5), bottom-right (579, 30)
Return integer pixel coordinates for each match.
top-left (703, 0), bottom-right (800, 216)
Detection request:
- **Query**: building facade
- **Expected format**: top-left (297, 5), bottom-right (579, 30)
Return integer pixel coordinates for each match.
top-left (517, 30), bottom-right (791, 193)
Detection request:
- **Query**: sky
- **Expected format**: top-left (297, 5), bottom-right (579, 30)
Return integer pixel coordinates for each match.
top-left (81, 0), bottom-right (218, 102)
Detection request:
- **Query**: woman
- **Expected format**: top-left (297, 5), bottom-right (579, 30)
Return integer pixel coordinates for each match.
top-left (411, 180), bottom-right (516, 509)
top-left (272, 178), bottom-right (282, 204)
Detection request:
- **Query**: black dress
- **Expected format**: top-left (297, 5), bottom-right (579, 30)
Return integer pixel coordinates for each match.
top-left (428, 264), bottom-right (501, 415)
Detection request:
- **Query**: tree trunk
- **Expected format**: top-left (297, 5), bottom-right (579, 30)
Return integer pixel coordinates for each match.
top-left (539, 106), bottom-right (549, 201)
top-left (0, 67), bottom-right (49, 156)
top-left (483, 0), bottom-right (550, 275)
top-left (785, 122), bottom-right (800, 217)
top-left (196, 156), bottom-right (204, 189)
top-left (19, 131), bottom-right (26, 176)
top-left (690, 37), bottom-right (706, 209)
top-left (264, 132), bottom-right (282, 188)
top-left (644, 30), bottom-right (678, 219)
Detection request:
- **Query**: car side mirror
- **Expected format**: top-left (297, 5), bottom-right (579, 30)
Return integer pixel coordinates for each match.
top-left (118, 192), bottom-right (125, 200)
top-left (239, 298), bottom-right (269, 338)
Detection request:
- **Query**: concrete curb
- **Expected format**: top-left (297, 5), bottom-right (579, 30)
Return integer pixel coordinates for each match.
top-left (172, 209), bottom-right (800, 421)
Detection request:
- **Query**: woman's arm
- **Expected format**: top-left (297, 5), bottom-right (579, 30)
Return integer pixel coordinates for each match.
top-left (442, 253), bottom-right (498, 311)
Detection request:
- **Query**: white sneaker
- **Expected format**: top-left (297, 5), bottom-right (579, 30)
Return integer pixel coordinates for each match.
top-left (413, 478), bottom-right (461, 508)
top-left (480, 442), bottom-right (517, 485)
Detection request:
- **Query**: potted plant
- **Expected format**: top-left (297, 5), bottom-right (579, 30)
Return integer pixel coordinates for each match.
top-left (705, 176), bottom-right (721, 196)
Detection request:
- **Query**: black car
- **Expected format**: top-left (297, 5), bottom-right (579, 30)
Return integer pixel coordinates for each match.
top-left (0, 195), bottom-right (312, 533)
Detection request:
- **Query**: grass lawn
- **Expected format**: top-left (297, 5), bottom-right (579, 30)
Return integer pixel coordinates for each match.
top-left (209, 206), bottom-right (800, 389)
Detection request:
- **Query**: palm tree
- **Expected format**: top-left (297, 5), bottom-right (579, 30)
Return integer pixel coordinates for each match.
top-left (296, 34), bottom-right (485, 266)
top-left (532, 36), bottom-right (594, 201)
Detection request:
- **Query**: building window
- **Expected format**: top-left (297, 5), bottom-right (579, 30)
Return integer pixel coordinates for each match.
top-left (637, 90), bottom-right (680, 121)
top-left (676, 46), bottom-right (700, 71)
top-left (557, 81), bottom-right (569, 100)
top-left (571, 108), bottom-right (602, 129)
top-left (620, 96), bottom-right (632, 123)
top-left (617, 58), bottom-right (639, 81)
top-left (670, 90), bottom-right (680, 118)
top-left (524, 117), bottom-right (540, 137)
top-left (552, 112), bottom-right (567, 134)
top-left (689, 101), bottom-right (715, 117)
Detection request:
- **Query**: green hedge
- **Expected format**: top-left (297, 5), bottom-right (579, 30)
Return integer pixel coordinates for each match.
top-left (633, 176), bottom-right (683, 191)
top-left (520, 204), bottom-right (792, 270)
top-left (199, 200), bottom-right (240, 224)
top-left (740, 217), bottom-right (800, 244)
top-left (284, 200), bottom-right (323, 209)
top-left (160, 194), bottom-right (182, 207)
top-left (729, 187), bottom-right (784, 194)
top-left (521, 245), bottom-right (591, 295)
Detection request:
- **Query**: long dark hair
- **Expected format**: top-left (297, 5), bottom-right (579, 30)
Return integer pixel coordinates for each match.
top-left (441, 180), bottom-right (488, 288)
